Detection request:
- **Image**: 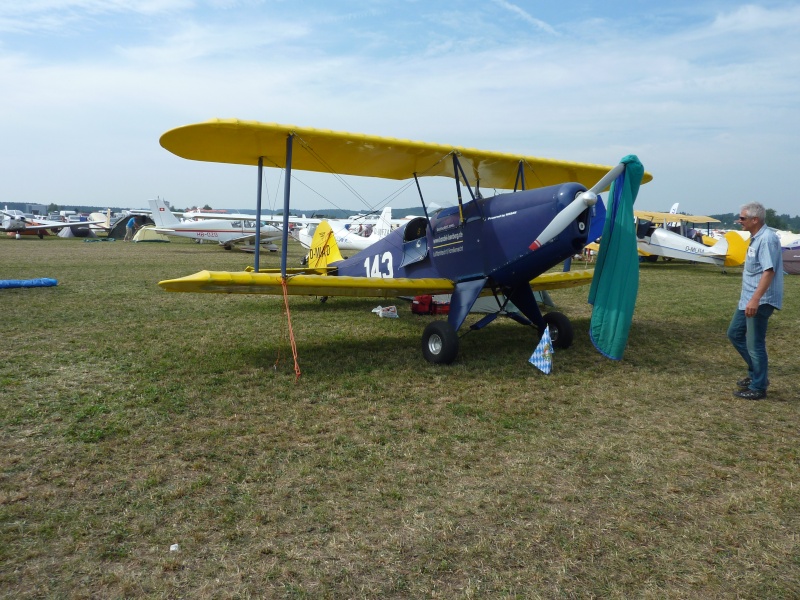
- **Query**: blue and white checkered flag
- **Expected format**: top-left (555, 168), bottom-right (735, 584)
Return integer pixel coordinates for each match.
top-left (529, 325), bottom-right (554, 374)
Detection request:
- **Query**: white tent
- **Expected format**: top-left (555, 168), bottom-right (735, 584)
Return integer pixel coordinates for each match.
top-left (58, 226), bottom-right (97, 239)
top-left (133, 226), bottom-right (170, 243)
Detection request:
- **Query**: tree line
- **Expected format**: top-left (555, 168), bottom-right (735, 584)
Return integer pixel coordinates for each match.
top-left (710, 210), bottom-right (799, 232)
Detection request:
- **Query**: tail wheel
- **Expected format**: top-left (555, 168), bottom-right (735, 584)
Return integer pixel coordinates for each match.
top-left (422, 321), bottom-right (459, 364)
top-left (542, 311), bottom-right (574, 349)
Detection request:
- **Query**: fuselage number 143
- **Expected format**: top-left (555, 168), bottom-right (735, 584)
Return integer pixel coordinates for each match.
top-left (364, 252), bottom-right (393, 278)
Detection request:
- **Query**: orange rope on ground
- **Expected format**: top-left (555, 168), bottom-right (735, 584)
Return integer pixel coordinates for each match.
top-left (281, 277), bottom-right (302, 381)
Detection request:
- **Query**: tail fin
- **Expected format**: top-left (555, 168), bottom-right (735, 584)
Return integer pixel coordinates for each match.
top-left (375, 207), bottom-right (392, 239)
top-left (307, 221), bottom-right (344, 269)
top-left (723, 230), bottom-right (747, 267)
top-left (148, 199), bottom-right (181, 227)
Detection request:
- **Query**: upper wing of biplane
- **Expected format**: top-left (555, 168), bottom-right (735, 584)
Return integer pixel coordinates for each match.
top-left (634, 210), bottom-right (720, 224)
top-left (160, 119), bottom-right (653, 190)
top-left (158, 268), bottom-right (594, 297)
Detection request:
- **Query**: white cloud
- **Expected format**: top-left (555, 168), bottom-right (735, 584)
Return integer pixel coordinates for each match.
top-left (1, 2), bottom-right (799, 216)
top-left (491, 0), bottom-right (558, 35)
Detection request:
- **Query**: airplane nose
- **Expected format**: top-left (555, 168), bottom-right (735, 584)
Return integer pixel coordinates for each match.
top-left (529, 162), bottom-right (626, 251)
top-left (529, 190), bottom-right (597, 251)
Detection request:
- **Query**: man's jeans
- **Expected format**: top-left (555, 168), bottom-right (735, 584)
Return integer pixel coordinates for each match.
top-left (727, 304), bottom-right (775, 391)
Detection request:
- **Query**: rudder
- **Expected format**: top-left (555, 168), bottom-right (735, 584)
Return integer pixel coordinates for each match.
top-left (723, 231), bottom-right (747, 267)
top-left (307, 221), bottom-right (344, 269)
top-left (148, 199), bottom-right (181, 227)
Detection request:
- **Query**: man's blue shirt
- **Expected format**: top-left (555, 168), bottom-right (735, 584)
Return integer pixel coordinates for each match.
top-left (739, 225), bottom-right (783, 310)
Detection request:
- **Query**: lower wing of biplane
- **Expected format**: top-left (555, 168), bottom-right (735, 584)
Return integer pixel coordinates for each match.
top-left (159, 266), bottom-right (594, 297)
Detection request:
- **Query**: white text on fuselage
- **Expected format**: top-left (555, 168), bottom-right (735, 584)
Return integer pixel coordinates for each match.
top-left (486, 211), bottom-right (517, 221)
top-left (433, 231), bottom-right (463, 245)
top-left (432, 231), bottom-right (464, 257)
top-left (364, 252), bottom-right (394, 278)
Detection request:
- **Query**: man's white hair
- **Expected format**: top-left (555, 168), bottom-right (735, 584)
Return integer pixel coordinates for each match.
top-left (741, 201), bottom-right (766, 222)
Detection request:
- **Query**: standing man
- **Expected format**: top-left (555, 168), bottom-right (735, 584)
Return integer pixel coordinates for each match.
top-left (727, 202), bottom-right (783, 400)
top-left (124, 215), bottom-right (138, 241)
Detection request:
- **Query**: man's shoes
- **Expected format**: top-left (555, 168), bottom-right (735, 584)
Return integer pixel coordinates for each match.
top-left (733, 388), bottom-right (766, 400)
top-left (737, 377), bottom-right (752, 389)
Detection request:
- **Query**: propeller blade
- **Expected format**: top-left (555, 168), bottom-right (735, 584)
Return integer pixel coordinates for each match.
top-left (585, 162), bottom-right (626, 197)
top-left (529, 163), bottom-right (625, 251)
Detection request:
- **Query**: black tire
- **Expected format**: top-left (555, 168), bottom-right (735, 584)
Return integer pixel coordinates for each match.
top-left (421, 321), bottom-right (459, 364)
top-left (644, 254), bottom-right (659, 263)
top-left (542, 311), bottom-right (574, 349)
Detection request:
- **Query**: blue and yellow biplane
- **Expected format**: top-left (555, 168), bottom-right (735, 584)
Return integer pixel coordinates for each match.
top-left (158, 119), bottom-right (651, 364)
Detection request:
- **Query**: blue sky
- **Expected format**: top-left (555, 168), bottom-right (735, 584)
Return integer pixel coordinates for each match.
top-left (1, 1), bottom-right (799, 216)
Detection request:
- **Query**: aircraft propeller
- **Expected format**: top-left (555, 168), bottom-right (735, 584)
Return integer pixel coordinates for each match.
top-left (528, 162), bottom-right (626, 251)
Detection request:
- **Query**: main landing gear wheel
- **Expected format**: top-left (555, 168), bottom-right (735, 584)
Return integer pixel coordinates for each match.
top-left (542, 311), bottom-right (574, 349)
top-left (421, 321), bottom-right (459, 364)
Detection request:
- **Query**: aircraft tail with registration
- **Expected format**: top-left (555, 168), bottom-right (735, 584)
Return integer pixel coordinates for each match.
top-left (375, 207), bottom-right (392, 239)
top-left (307, 221), bottom-right (344, 269)
top-left (149, 198), bottom-right (182, 227)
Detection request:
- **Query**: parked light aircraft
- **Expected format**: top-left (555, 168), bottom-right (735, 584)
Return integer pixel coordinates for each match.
top-left (292, 207), bottom-right (394, 252)
top-left (634, 210), bottom-right (747, 267)
top-left (1, 208), bottom-right (107, 239)
top-left (149, 199), bottom-right (283, 250)
top-left (182, 209), bottom-right (284, 222)
top-left (157, 119), bottom-right (650, 364)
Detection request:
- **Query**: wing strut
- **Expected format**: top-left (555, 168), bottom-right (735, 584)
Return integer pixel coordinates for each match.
top-left (280, 133), bottom-right (294, 279)
top-left (514, 160), bottom-right (526, 192)
top-left (413, 174), bottom-right (433, 234)
top-left (451, 154), bottom-right (484, 225)
top-left (254, 157), bottom-right (264, 272)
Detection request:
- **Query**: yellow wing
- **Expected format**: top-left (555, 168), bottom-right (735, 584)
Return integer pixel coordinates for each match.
top-left (158, 269), bottom-right (594, 296)
top-left (160, 119), bottom-right (653, 190)
top-left (634, 210), bottom-right (720, 224)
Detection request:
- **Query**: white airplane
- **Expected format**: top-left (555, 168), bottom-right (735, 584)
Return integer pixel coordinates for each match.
top-left (1, 207), bottom-right (107, 239)
top-left (182, 209), bottom-right (281, 221)
top-left (149, 199), bottom-right (283, 250)
top-left (292, 207), bottom-right (394, 252)
top-left (634, 210), bottom-right (747, 267)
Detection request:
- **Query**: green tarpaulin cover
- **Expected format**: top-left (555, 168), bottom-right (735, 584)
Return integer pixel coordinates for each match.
top-left (588, 155), bottom-right (644, 360)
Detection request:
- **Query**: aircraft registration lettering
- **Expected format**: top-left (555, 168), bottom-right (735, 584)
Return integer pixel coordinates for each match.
top-left (364, 252), bottom-right (393, 278)
top-left (197, 232), bottom-right (219, 238)
top-left (684, 245), bottom-right (707, 255)
top-left (309, 245), bottom-right (331, 260)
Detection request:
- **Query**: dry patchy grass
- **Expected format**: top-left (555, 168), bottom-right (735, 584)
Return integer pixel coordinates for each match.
top-left (1, 235), bottom-right (798, 599)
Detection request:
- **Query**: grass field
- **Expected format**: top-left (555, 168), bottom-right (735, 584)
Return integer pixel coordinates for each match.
top-left (1, 235), bottom-right (798, 599)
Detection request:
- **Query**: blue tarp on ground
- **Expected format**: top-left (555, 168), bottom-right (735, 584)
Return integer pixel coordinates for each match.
top-left (0, 278), bottom-right (58, 289)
